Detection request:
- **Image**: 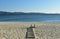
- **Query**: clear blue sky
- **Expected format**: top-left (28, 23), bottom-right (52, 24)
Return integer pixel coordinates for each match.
top-left (0, 0), bottom-right (60, 13)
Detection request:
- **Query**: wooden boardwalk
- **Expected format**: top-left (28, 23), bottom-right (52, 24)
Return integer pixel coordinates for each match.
top-left (26, 25), bottom-right (35, 39)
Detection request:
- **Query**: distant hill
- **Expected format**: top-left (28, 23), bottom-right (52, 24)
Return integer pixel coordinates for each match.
top-left (0, 11), bottom-right (60, 15)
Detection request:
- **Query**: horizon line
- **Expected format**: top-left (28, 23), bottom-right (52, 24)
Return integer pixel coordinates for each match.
top-left (0, 11), bottom-right (60, 14)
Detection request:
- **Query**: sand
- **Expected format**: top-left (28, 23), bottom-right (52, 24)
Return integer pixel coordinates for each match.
top-left (0, 22), bottom-right (60, 39)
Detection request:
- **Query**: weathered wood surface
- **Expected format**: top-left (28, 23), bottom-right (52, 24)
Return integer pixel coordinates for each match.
top-left (26, 26), bottom-right (35, 39)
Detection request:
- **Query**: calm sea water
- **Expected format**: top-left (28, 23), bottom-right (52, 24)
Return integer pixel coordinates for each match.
top-left (0, 14), bottom-right (60, 22)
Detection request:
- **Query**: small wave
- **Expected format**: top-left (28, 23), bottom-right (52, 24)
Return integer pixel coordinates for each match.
top-left (43, 20), bottom-right (60, 22)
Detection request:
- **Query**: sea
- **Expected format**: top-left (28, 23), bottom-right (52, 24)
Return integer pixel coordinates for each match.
top-left (0, 14), bottom-right (60, 22)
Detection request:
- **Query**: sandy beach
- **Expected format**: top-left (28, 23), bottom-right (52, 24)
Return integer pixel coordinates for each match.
top-left (0, 22), bottom-right (60, 39)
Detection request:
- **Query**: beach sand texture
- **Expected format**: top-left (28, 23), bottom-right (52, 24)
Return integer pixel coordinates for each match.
top-left (0, 22), bottom-right (60, 39)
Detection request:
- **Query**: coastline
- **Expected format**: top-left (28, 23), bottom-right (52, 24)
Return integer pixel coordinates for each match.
top-left (0, 22), bottom-right (60, 28)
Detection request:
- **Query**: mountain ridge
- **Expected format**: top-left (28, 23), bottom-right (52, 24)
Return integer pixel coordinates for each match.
top-left (0, 11), bottom-right (60, 15)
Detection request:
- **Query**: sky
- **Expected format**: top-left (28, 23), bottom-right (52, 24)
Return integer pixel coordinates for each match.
top-left (0, 0), bottom-right (60, 13)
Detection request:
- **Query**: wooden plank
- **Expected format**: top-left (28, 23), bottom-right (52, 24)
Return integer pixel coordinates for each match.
top-left (26, 26), bottom-right (35, 39)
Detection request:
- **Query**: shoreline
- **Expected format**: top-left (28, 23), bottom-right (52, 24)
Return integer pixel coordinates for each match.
top-left (0, 22), bottom-right (60, 27)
